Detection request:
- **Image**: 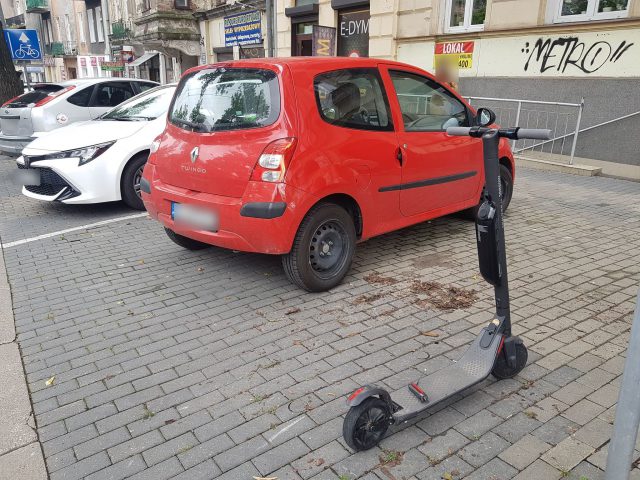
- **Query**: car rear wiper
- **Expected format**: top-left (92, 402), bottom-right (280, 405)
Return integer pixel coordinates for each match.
top-left (172, 118), bottom-right (208, 132)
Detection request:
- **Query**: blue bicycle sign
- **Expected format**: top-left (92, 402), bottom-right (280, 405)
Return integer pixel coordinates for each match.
top-left (15, 43), bottom-right (40, 59)
top-left (4, 29), bottom-right (43, 61)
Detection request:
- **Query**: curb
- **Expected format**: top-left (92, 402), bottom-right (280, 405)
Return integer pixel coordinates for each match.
top-left (0, 240), bottom-right (48, 479)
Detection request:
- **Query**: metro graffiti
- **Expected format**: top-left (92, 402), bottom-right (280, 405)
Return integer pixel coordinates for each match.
top-left (522, 36), bottom-right (634, 74)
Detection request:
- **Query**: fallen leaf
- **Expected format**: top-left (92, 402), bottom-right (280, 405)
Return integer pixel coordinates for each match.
top-left (286, 308), bottom-right (301, 315)
top-left (442, 473), bottom-right (453, 480)
top-left (45, 376), bottom-right (55, 386)
top-left (421, 331), bottom-right (440, 337)
top-left (164, 419), bottom-right (176, 425)
top-left (138, 259), bottom-right (145, 264)
top-left (197, 267), bottom-right (204, 272)
top-left (253, 477), bottom-right (278, 480)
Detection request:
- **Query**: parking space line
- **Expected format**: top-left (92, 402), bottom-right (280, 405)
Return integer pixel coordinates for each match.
top-left (1, 213), bottom-right (148, 249)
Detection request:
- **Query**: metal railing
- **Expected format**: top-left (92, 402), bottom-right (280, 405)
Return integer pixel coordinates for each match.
top-left (465, 96), bottom-right (585, 164)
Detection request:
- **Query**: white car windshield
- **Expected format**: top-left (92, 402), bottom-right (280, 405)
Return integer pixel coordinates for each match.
top-left (101, 86), bottom-right (176, 121)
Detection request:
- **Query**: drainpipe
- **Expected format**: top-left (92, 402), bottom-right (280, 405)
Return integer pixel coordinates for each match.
top-left (101, 0), bottom-right (111, 59)
top-left (266, 0), bottom-right (274, 57)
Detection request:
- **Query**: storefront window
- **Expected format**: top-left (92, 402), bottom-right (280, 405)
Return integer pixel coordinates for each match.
top-left (296, 0), bottom-right (318, 5)
top-left (446, 0), bottom-right (486, 32)
top-left (556, 0), bottom-right (628, 21)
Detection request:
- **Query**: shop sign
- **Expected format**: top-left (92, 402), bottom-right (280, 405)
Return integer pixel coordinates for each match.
top-left (337, 9), bottom-right (369, 57)
top-left (224, 10), bottom-right (262, 47)
top-left (101, 61), bottom-right (124, 72)
top-left (121, 49), bottom-right (134, 63)
top-left (90, 57), bottom-right (98, 66)
top-left (240, 46), bottom-right (265, 59)
top-left (44, 55), bottom-right (55, 67)
top-left (435, 41), bottom-right (474, 69)
top-left (79, 57), bottom-right (86, 66)
top-left (312, 25), bottom-right (336, 57)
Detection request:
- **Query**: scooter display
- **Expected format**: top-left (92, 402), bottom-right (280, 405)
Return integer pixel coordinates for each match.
top-left (342, 115), bottom-right (552, 451)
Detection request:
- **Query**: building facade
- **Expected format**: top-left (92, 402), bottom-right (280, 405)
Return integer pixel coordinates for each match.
top-left (276, 0), bottom-right (640, 170)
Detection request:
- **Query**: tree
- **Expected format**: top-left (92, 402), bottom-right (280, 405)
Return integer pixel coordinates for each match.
top-left (0, 20), bottom-right (24, 105)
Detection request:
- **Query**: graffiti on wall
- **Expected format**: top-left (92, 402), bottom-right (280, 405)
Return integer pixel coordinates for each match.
top-left (522, 36), bottom-right (634, 74)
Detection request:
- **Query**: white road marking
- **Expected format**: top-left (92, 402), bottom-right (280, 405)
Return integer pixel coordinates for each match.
top-left (1, 213), bottom-right (148, 249)
top-left (264, 416), bottom-right (305, 444)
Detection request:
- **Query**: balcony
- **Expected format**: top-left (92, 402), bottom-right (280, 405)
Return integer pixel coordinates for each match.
top-left (46, 41), bottom-right (77, 57)
top-left (25, 0), bottom-right (49, 13)
top-left (110, 20), bottom-right (133, 41)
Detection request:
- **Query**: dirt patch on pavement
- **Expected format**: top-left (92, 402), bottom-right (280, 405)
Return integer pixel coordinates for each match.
top-left (410, 280), bottom-right (478, 310)
top-left (364, 272), bottom-right (398, 286)
top-left (353, 293), bottom-right (385, 305)
top-left (411, 252), bottom-right (457, 269)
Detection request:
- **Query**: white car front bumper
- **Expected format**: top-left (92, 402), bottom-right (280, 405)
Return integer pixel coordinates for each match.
top-left (17, 145), bottom-right (125, 205)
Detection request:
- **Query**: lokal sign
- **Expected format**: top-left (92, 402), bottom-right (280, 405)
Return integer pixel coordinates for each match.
top-left (312, 25), bottom-right (337, 57)
top-left (224, 10), bottom-right (262, 47)
top-left (337, 9), bottom-right (370, 57)
top-left (434, 41), bottom-right (474, 70)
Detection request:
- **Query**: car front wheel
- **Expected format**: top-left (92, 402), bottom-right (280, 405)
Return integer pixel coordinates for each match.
top-left (121, 153), bottom-right (148, 210)
top-left (282, 203), bottom-right (356, 292)
top-left (468, 164), bottom-right (514, 218)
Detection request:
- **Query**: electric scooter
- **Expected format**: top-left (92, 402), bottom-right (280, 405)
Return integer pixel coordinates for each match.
top-left (342, 112), bottom-right (552, 451)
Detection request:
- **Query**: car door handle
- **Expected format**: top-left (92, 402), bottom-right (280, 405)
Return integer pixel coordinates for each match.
top-left (396, 147), bottom-right (403, 166)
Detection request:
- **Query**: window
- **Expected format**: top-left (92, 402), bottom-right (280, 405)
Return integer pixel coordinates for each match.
top-left (390, 71), bottom-right (468, 132)
top-left (445, 0), bottom-right (486, 33)
top-left (67, 86), bottom-right (94, 107)
top-left (314, 69), bottom-right (392, 132)
top-left (95, 6), bottom-right (104, 42)
top-left (93, 83), bottom-right (135, 107)
top-left (87, 10), bottom-right (96, 43)
top-left (77, 13), bottom-right (85, 43)
top-left (554, 0), bottom-right (628, 22)
top-left (136, 82), bottom-right (158, 93)
top-left (3, 85), bottom-right (64, 108)
top-left (174, 0), bottom-right (190, 9)
top-left (101, 86), bottom-right (175, 121)
top-left (169, 68), bottom-right (281, 133)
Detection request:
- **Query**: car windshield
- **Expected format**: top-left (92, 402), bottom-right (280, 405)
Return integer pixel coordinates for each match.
top-left (168, 68), bottom-right (280, 133)
top-left (101, 86), bottom-right (176, 121)
top-left (4, 84), bottom-right (65, 108)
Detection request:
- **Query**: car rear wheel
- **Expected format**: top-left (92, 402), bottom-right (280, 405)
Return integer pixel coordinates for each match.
top-left (121, 153), bottom-right (148, 210)
top-left (468, 164), bottom-right (514, 218)
top-left (282, 203), bottom-right (356, 292)
top-left (164, 228), bottom-right (211, 250)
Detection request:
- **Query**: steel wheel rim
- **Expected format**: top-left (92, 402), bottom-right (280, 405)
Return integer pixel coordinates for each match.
top-left (133, 165), bottom-right (144, 198)
top-left (353, 406), bottom-right (388, 449)
top-left (309, 220), bottom-right (348, 279)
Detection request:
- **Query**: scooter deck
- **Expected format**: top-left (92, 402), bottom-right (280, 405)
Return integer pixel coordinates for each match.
top-left (391, 328), bottom-right (501, 422)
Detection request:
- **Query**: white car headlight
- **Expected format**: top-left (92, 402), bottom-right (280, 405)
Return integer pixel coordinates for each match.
top-left (42, 141), bottom-right (116, 166)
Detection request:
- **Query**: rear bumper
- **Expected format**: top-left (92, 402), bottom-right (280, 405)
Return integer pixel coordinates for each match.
top-left (0, 134), bottom-right (33, 155)
top-left (141, 164), bottom-right (302, 254)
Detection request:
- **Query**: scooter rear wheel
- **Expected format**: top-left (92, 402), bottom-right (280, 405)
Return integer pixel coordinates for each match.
top-left (343, 397), bottom-right (390, 451)
top-left (491, 342), bottom-right (528, 379)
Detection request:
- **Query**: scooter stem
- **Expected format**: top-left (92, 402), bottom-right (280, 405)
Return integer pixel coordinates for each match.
top-left (481, 129), bottom-right (511, 337)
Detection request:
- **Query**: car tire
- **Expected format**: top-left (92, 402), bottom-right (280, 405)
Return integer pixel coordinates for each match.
top-left (467, 164), bottom-right (514, 218)
top-left (282, 203), bottom-right (356, 292)
top-left (121, 153), bottom-right (148, 210)
top-left (164, 228), bottom-right (211, 250)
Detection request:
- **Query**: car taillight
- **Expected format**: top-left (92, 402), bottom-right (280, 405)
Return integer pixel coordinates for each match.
top-left (251, 137), bottom-right (297, 183)
top-left (1, 94), bottom-right (22, 107)
top-left (34, 85), bottom-right (76, 107)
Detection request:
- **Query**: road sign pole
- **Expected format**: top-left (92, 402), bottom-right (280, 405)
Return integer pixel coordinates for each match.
top-left (22, 60), bottom-right (30, 89)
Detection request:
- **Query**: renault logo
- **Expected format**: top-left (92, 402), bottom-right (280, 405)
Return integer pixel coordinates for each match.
top-left (190, 146), bottom-right (199, 164)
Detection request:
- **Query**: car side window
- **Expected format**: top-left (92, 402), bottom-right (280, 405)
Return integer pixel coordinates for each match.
top-left (314, 69), bottom-right (393, 132)
top-left (136, 82), bottom-right (156, 93)
top-left (92, 82), bottom-right (135, 108)
top-left (67, 86), bottom-right (94, 107)
top-left (390, 70), bottom-right (469, 132)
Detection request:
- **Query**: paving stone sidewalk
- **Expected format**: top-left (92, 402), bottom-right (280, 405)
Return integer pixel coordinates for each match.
top-left (1, 153), bottom-right (640, 480)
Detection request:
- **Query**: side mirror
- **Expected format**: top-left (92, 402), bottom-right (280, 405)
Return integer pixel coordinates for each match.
top-left (476, 107), bottom-right (496, 127)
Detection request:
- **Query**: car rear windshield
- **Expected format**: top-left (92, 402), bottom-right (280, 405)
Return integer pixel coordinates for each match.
top-left (5, 84), bottom-right (65, 108)
top-left (169, 68), bottom-right (280, 133)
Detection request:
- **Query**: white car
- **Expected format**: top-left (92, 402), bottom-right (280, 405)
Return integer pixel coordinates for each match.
top-left (1, 78), bottom-right (158, 155)
top-left (15, 84), bottom-right (176, 210)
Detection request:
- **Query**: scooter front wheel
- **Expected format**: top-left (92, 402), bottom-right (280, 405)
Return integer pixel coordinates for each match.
top-left (343, 397), bottom-right (391, 451)
top-left (492, 342), bottom-right (528, 379)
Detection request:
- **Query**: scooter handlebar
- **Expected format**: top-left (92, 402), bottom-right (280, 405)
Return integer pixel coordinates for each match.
top-left (515, 128), bottom-right (552, 140)
top-left (446, 127), bottom-right (472, 136)
top-left (446, 126), bottom-right (553, 141)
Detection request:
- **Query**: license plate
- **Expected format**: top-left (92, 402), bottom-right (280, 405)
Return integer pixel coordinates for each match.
top-left (171, 202), bottom-right (219, 232)
top-left (13, 168), bottom-right (40, 186)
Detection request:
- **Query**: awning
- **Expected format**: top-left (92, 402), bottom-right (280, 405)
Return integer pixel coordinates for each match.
top-left (128, 52), bottom-right (158, 67)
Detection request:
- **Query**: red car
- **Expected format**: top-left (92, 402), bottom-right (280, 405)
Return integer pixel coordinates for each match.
top-left (141, 58), bottom-right (514, 292)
